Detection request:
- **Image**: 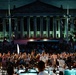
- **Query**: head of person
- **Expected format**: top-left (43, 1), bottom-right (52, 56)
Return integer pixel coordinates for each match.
top-left (37, 61), bottom-right (45, 72)
top-left (59, 71), bottom-right (63, 75)
top-left (7, 64), bottom-right (14, 75)
top-left (53, 69), bottom-right (56, 73)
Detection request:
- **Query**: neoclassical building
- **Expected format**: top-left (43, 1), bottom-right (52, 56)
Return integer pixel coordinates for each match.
top-left (0, 0), bottom-right (76, 41)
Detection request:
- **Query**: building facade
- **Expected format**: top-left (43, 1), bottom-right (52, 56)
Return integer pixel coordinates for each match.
top-left (0, 0), bottom-right (76, 41)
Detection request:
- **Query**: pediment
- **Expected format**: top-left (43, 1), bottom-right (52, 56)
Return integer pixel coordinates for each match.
top-left (13, 0), bottom-right (63, 14)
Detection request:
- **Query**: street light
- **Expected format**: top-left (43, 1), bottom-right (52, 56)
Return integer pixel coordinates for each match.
top-left (8, 0), bottom-right (11, 42)
top-left (66, 5), bottom-right (69, 43)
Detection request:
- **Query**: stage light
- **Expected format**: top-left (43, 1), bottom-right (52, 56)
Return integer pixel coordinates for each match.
top-left (43, 38), bottom-right (48, 41)
top-left (29, 39), bottom-right (34, 41)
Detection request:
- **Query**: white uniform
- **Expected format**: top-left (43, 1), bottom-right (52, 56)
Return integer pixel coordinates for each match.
top-left (38, 71), bottom-right (49, 75)
top-left (58, 59), bottom-right (65, 67)
top-left (40, 56), bottom-right (47, 63)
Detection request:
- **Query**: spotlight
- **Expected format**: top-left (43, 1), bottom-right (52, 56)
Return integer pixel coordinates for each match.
top-left (29, 39), bottom-right (34, 41)
top-left (43, 39), bottom-right (48, 41)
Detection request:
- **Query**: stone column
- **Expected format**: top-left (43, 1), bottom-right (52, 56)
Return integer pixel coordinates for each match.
top-left (40, 16), bottom-right (43, 38)
top-left (65, 17), bottom-right (69, 42)
top-left (27, 16), bottom-right (30, 38)
top-left (3, 18), bottom-right (6, 37)
top-left (70, 18), bottom-right (74, 32)
top-left (53, 17), bottom-right (57, 38)
top-left (20, 18), bottom-right (24, 38)
top-left (58, 19), bottom-right (60, 38)
top-left (64, 18), bottom-right (66, 38)
top-left (46, 16), bottom-right (50, 38)
top-left (59, 18), bottom-right (63, 38)
top-left (34, 16), bottom-right (37, 38)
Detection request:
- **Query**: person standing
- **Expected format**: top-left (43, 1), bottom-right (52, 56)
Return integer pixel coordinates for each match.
top-left (37, 61), bottom-right (49, 75)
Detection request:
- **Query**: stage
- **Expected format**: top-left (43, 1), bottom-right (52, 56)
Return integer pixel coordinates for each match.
top-left (14, 38), bottom-right (60, 45)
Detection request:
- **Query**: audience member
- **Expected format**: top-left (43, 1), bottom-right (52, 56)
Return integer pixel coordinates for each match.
top-left (7, 64), bottom-right (14, 75)
top-left (37, 61), bottom-right (49, 75)
top-left (59, 71), bottom-right (64, 75)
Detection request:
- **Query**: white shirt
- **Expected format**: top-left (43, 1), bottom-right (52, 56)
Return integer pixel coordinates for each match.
top-left (58, 59), bottom-right (65, 67)
top-left (38, 71), bottom-right (49, 75)
top-left (52, 73), bottom-right (56, 75)
top-left (40, 56), bottom-right (47, 63)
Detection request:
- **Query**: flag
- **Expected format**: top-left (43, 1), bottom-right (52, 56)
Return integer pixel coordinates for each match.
top-left (17, 44), bottom-right (20, 54)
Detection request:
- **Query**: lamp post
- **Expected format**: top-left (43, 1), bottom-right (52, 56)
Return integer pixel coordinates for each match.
top-left (66, 6), bottom-right (69, 43)
top-left (8, 0), bottom-right (11, 42)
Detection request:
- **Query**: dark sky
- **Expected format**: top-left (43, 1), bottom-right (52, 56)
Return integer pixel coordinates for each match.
top-left (0, 0), bottom-right (76, 9)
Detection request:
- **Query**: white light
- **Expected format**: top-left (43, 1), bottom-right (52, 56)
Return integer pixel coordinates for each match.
top-left (63, 15), bottom-right (66, 17)
top-left (43, 39), bottom-right (48, 41)
top-left (29, 39), bottom-right (34, 41)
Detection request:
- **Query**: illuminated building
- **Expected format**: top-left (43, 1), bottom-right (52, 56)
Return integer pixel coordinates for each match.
top-left (0, 0), bottom-right (75, 41)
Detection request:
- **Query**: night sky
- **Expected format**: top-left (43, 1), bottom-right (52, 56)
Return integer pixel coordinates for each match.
top-left (0, 0), bottom-right (76, 9)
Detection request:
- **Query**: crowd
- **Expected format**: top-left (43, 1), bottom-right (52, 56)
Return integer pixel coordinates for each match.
top-left (0, 50), bottom-right (76, 75)
top-left (0, 39), bottom-right (76, 75)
